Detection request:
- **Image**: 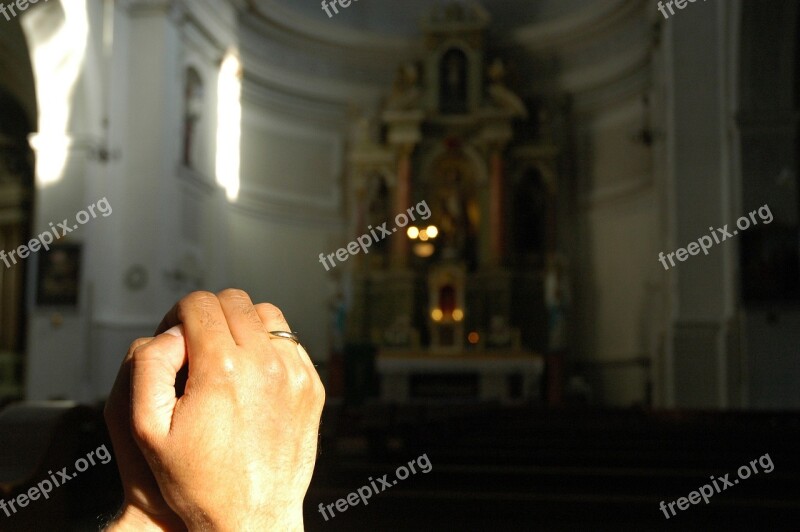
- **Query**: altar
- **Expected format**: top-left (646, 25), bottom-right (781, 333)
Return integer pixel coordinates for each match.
top-left (335, 3), bottom-right (568, 405)
top-left (377, 350), bottom-right (543, 403)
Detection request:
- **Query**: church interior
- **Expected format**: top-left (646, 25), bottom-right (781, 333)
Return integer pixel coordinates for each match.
top-left (0, 0), bottom-right (799, 529)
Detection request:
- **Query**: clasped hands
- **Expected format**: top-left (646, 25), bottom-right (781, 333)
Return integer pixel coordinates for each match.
top-left (103, 289), bottom-right (325, 531)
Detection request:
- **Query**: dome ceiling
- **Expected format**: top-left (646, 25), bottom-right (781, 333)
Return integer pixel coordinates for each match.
top-left (241, 0), bottom-right (650, 111)
top-left (251, 0), bottom-right (597, 39)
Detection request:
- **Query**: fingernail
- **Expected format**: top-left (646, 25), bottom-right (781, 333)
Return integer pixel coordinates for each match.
top-left (163, 325), bottom-right (184, 338)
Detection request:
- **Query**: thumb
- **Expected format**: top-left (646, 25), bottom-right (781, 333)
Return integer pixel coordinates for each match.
top-left (131, 325), bottom-right (187, 445)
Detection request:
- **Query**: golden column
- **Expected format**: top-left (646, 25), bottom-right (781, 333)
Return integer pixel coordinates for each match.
top-left (488, 143), bottom-right (506, 267)
top-left (383, 109), bottom-right (424, 270)
top-left (391, 143), bottom-right (414, 268)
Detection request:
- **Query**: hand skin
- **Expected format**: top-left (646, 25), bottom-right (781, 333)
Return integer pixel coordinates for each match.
top-left (127, 290), bottom-right (325, 531)
top-left (104, 337), bottom-right (187, 532)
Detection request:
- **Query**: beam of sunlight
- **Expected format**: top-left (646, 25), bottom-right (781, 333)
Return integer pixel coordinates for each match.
top-left (23, 0), bottom-right (89, 187)
top-left (216, 52), bottom-right (241, 202)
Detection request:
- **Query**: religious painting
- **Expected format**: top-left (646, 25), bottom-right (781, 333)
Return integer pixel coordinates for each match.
top-left (439, 48), bottom-right (468, 114)
top-left (36, 242), bottom-right (82, 306)
top-left (363, 172), bottom-right (391, 260)
top-left (430, 154), bottom-right (479, 268)
top-left (514, 167), bottom-right (549, 262)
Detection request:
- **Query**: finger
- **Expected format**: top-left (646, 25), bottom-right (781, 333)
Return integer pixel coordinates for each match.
top-left (253, 303), bottom-right (323, 407)
top-left (154, 303), bottom-right (178, 335)
top-left (253, 303), bottom-right (312, 366)
top-left (104, 338), bottom-right (172, 515)
top-left (130, 327), bottom-right (188, 443)
top-left (217, 289), bottom-right (268, 347)
top-left (253, 302), bottom-right (291, 336)
top-left (105, 337), bottom-right (153, 426)
top-left (162, 291), bottom-right (235, 377)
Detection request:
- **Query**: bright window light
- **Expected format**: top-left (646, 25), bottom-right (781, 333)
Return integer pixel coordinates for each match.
top-left (216, 52), bottom-right (241, 201)
top-left (23, 0), bottom-right (89, 187)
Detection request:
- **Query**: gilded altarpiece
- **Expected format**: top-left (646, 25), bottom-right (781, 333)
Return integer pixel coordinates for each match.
top-left (344, 3), bottom-right (567, 402)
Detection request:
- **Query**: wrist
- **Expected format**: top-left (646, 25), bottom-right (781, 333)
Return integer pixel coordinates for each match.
top-left (105, 503), bottom-right (185, 532)
top-left (184, 505), bottom-right (304, 532)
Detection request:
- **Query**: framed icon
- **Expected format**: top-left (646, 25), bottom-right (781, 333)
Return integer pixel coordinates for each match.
top-left (36, 242), bottom-right (82, 306)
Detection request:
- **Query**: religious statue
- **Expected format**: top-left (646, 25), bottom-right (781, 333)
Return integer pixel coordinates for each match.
top-left (440, 49), bottom-right (468, 114)
top-left (387, 63), bottom-right (422, 111)
top-left (383, 315), bottom-right (417, 347)
top-left (487, 315), bottom-right (513, 348)
top-left (545, 253), bottom-right (569, 351)
top-left (487, 58), bottom-right (527, 117)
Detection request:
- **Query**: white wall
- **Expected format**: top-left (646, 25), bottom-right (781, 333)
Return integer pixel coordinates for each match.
top-left (24, 0), bottom-right (351, 401)
top-left (574, 98), bottom-right (660, 406)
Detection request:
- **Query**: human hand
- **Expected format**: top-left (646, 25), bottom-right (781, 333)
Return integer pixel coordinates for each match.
top-left (104, 338), bottom-right (187, 531)
top-left (129, 290), bottom-right (325, 531)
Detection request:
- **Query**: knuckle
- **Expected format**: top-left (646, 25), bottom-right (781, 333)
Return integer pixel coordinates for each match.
top-left (182, 290), bottom-right (217, 303)
top-left (126, 337), bottom-right (151, 358)
top-left (218, 354), bottom-right (242, 378)
top-left (179, 291), bottom-right (217, 313)
top-left (291, 369), bottom-right (311, 392)
top-left (258, 303), bottom-right (286, 324)
top-left (313, 373), bottom-right (326, 405)
top-left (130, 411), bottom-right (155, 448)
top-left (131, 427), bottom-right (156, 452)
top-left (131, 342), bottom-right (156, 362)
top-left (217, 288), bottom-right (250, 301)
top-left (263, 356), bottom-right (288, 382)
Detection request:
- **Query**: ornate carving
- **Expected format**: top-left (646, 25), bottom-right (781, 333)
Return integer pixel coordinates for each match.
top-left (387, 63), bottom-right (422, 111)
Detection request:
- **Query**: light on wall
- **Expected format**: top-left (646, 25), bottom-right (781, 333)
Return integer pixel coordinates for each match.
top-left (216, 51), bottom-right (241, 201)
top-left (23, 0), bottom-right (89, 187)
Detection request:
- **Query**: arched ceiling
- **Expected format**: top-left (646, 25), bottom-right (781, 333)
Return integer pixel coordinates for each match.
top-left (252, 0), bottom-right (595, 39)
top-left (238, 0), bottom-right (651, 112)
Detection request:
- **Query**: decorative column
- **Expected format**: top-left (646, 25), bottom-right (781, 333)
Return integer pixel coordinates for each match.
top-left (480, 115), bottom-right (513, 269)
top-left (488, 144), bottom-right (506, 267)
top-left (383, 109), bottom-right (424, 270)
top-left (391, 144), bottom-right (414, 268)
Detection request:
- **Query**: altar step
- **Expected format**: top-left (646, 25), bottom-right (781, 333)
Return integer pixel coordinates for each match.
top-left (304, 405), bottom-right (800, 530)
